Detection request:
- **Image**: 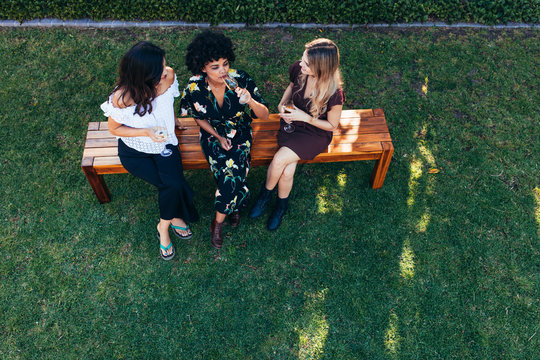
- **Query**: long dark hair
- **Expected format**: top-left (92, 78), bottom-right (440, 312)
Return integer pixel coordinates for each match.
top-left (115, 41), bottom-right (165, 116)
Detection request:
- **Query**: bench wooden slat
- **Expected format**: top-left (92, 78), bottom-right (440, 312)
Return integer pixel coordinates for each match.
top-left (87, 130), bottom-right (116, 139)
top-left (83, 147), bottom-right (118, 157)
top-left (83, 109), bottom-right (393, 203)
top-left (85, 138), bottom-right (119, 148)
top-left (88, 122), bottom-right (100, 131)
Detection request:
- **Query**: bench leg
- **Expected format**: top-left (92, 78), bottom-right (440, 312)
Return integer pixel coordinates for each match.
top-left (370, 141), bottom-right (394, 189)
top-left (82, 165), bottom-right (111, 203)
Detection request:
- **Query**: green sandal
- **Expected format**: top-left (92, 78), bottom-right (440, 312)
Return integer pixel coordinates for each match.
top-left (156, 232), bottom-right (175, 261)
top-left (171, 224), bottom-right (193, 240)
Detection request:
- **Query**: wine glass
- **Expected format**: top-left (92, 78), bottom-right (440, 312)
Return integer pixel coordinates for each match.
top-left (153, 126), bottom-right (172, 157)
top-left (281, 101), bottom-right (295, 133)
top-left (224, 75), bottom-right (248, 104)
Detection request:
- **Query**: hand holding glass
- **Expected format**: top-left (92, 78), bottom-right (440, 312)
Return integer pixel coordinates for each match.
top-left (153, 126), bottom-right (172, 157)
top-left (281, 102), bottom-right (295, 133)
top-left (224, 76), bottom-right (249, 104)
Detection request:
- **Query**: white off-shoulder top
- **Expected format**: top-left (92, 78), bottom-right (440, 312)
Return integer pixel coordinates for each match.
top-left (100, 75), bottom-right (180, 154)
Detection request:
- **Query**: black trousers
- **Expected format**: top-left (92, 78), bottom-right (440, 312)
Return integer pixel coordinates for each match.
top-left (118, 139), bottom-right (199, 222)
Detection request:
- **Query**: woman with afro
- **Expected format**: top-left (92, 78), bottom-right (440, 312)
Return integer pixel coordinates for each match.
top-left (179, 30), bottom-right (269, 248)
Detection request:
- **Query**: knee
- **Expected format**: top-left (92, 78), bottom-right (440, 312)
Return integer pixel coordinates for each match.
top-left (281, 165), bottom-right (296, 181)
top-left (270, 153), bottom-right (289, 170)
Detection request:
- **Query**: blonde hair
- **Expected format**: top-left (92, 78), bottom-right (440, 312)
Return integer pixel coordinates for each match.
top-left (297, 38), bottom-right (342, 118)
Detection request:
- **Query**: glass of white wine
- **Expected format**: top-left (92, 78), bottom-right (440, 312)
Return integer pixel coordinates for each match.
top-left (224, 75), bottom-right (248, 104)
top-left (153, 126), bottom-right (172, 157)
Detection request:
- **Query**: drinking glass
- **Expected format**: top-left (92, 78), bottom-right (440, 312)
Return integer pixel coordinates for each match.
top-left (153, 127), bottom-right (172, 157)
top-left (281, 102), bottom-right (295, 133)
top-left (224, 75), bottom-right (248, 104)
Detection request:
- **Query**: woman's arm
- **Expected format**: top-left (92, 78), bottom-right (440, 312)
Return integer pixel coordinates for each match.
top-left (313, 104), bottom-right (342, 131)
top-left (279, 104), bottom-right (343, 132)
top-left (107, 117), bottom-right (164, 142)
top-left (277, 83), bottom-right (294, 113)
top-left (234, 87), bottom-right (269, 120)
top-left (194, 118), bottom-right (232, 151)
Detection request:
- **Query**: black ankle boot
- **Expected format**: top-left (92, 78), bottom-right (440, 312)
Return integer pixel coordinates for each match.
top-left (249, 184), bottom-right (274, 219)
top-left (267, 197), bottom-right (288, 231)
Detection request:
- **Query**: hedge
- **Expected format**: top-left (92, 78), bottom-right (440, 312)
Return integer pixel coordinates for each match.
top-left (0, 0), bottom-right (538, 24)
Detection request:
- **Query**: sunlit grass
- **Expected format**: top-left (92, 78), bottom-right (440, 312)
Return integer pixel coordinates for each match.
top-left (337, 170), bottom-right (347, 189)
top-left (418, 139), bottom-right (436, 168)
top-left (407, 156), bottom-right (423, 207)
top-left (384, 312), bottom-right (401, 356)
top-left (297, 289), bottom-right (329, 360)
top-left (316, 186), bottom-right (343, 215)
top-left (422, 76), bottom-right (429, 95)
top-left (416, 211), bottom-right (431, 233)
top-left (399, 238), bottom-right (416, 281)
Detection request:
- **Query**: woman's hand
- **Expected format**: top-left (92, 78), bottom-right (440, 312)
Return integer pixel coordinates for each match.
top-left (234, 87), bottom-right (252, 104)
top-left (279, 105), bottom-right (312, 124)
top-left (218, 135), bottom-right (232, 151)
top-left (148, 127), bottom-right (167, 142)
top-left (175, 117), bottom-right (187, 130)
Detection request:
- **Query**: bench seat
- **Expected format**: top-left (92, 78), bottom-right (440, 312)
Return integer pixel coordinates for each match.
top-left (82, 108), bottom-right (393, 203)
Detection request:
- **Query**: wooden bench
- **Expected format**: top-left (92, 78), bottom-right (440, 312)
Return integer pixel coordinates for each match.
top-left (82, 108), bottom-right (393, 203)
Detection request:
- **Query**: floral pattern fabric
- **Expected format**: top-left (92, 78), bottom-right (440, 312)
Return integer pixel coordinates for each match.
top-left (179, 69), bottom-right (267, 214)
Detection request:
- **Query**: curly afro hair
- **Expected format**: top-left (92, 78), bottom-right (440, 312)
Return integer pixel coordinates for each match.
top-left (185, 30), bottom-right (236, 75)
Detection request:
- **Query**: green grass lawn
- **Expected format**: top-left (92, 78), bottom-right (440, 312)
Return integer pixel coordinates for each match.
top-left (0, 26), bottom-right (538, 359)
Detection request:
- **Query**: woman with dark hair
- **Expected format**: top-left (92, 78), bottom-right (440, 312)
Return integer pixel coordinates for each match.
top-left (249, 38), bottom-right (345, 230)
top-left (101, 41), bottom-right (198, 260)
top-left (179, 30), bottom-right (269, 248)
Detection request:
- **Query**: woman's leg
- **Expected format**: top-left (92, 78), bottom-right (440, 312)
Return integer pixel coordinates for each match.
top-left (277, 161), bottom-right (298, 198)
top-left (120, 142), bottom-right (196, 256)
top-left (250, 147), bottom-right (299, 219)
top-left (154, 146), bottom-right (198, 236)
top-left (120, 153), bottom-right (175, 256)
top-left (265, 147), bottom-right (301, 190)
top-left (215, 211), bottom-right (226, 223)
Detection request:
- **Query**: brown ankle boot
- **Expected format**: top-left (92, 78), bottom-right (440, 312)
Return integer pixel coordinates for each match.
top-left (210, 218), bottom-right (224, 249)
top-left (229, 212), bottom-right (240, 227)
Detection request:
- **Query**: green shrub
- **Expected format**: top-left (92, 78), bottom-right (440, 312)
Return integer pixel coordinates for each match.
top-left (0, 0), bottom-right (538, 24)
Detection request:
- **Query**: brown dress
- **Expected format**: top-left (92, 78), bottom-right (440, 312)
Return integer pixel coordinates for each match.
top-left (276, 61), bottom-right (345, 160)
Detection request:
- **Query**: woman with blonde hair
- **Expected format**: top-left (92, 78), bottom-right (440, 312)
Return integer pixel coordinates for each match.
top-left (249, 38), bottom-right (345, 230)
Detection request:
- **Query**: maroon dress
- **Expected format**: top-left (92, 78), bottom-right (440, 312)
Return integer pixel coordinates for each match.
top-left (277, 61), bottom-right (345, 160)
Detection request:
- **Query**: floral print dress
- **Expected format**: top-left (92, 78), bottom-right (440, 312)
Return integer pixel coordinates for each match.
top-left (179, 69), bottom-right (267, 215)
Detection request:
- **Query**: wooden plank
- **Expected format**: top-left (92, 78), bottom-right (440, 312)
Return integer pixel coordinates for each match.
top-left (95, 165), bottom-right (129, 175)
top-left (82, 165), bottom-right (111, 202)
top-left (307, 152), bottom-right (381, 163)
top-left (86, 130), bottom-right (116, 139)
top-left (179, 152), bottom-right (207, 163)
top-left (85, 138), bottom-right (118, 148)
top-left (83, 147), bottom-right (118, 157)
top-left (99, 122), bottom-right (109, 130)
top-left (93, 156), bottom-right (122, 166)
top-left (371, 141), bottom-right (394, 188)
top-left (81, 156), bottom-right (94, 167)
top-left (88, 122), bottom-right (100, 131)
top-left (326, 141), bottom-right (382, 153)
